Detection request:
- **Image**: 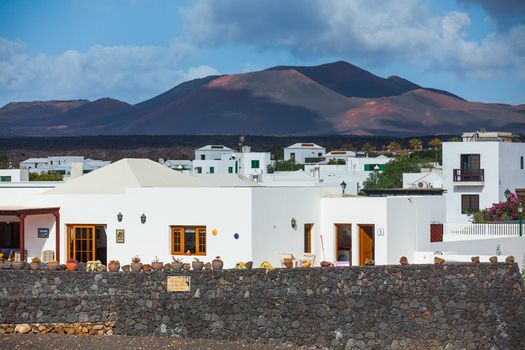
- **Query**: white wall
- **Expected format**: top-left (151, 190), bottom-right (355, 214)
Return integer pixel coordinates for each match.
top-left (284, 147), bottom-right (325, 164)
top-left (499, 143), bottom-right (525, 197)
top-left (251, 187), bottom-right (325, 267)
top-left (0, 169), bottom-right (21, 182)
top-left (24, 214), bottom-right (56, 260)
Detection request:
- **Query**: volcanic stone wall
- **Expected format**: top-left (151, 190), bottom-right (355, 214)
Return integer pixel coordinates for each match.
top-left (1, 264), bottom-right (524, 349)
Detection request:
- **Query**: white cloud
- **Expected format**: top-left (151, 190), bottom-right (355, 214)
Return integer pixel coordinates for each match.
top-left (181, 0), bottom-right (525, 80)
top-left (0, 38), bottom-right (219, 106)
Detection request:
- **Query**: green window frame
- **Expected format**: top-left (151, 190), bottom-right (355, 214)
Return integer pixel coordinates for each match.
top-left (209, 167), bottom-right (214, 174)
top-left (0, 176), bottom-right (11, 182)
top-left (251, 160), bottom-right (260, 169)
top-left (195, 167), bottom-right (202, 174)
top-left (228, 167), bottom-right (233, 173)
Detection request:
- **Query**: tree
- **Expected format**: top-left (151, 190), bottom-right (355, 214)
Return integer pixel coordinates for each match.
top-left (363, 156), bottom-right (424, 189)
top-left (0, 155), bottom-right (11, 169)
top-left (429, 138), bottom-right (442, 149)
top-left (268, 160), bottom-right (304, 173)
top-left (387, 141), bottom-right (401, 152)
top-left (409, 138), bottom-right (423, 150)
top-left (449, 137), bottom-right (462, 142)
top-left (328, 159), bottom-right (345, 165)
top-left (361, 143), bottom-right (375, 153)
top-left (340, 144), bottom-right (355, 151)
top-left (29, 172), bottom-right (64, 181)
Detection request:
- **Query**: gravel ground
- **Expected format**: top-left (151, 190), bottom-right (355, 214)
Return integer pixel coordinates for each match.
top-left (0, 334), bottom-right (300, 350)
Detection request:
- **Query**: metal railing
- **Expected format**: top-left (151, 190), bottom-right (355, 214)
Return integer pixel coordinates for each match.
top-left (453, 169), bottom-right (484, 182)
top-left (443, 223), bottom-right (522, 241)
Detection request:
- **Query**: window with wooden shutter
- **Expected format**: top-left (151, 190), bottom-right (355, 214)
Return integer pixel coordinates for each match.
top-left (461, 195), bottom-right (479, 214)
top-left (171, 226), bottom-right (206, 255)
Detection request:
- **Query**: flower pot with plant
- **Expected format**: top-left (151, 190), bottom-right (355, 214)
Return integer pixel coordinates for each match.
top-left (204, 262), bottom-right (212, 270)
top-left (66, 258), bottom-right (78, 271)
top-left (30, 257), bottom-right (41, 271)
top-left (47, 260), bottom-right (59, 271)
top-left (151, 256), bottom-right (164, 271)
top-left (212, 256), bottom-right (223, 270)
top-left (171, 257), bottom-right (183, 271)
top-left (11, 260), bottom-right (24, 270)
top-left (182, 263), bottom-right (191, 270)
top-left (130, 256), bottom-right (142, 272)
top-left (86, 260), bottom-right (103, 272)
top-left (192, 258), bottom-right (204, 270)
top-left (108, 260), bottom-right (120, 272)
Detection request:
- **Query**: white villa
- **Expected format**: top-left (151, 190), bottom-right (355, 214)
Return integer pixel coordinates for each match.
top-left (20, 156), bottom-right (110, 178)
top-left (284, 143), bottom-right (326, 164)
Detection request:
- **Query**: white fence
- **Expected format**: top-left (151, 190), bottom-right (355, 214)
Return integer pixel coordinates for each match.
top-left (443, 223), bottom-right (524, 241)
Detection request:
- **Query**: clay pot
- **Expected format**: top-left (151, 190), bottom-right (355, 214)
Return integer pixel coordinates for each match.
top-left (47, 262), bottom-right (59, 271)
top-left (212, 257), bottom-right (223, 270)
top-left (471, 256), bottom-right (480, 264)
top-left (400, 256), bottom-right (409, 265)
top-left (505, 256), bottom-right (515, 263)
top-left (142, 264), bottom-right (152, 272)
top-left (365, 258), bottom-right (375, 266)
top-left (30, 263), bottom-right (40, 271)
top-left (192, 261), bottom-right (204, 270)
top-left (121, 265), bottom-right (130, 272)
top-left (151, 262), bottom-right (164, 271)
top-left (489, 256), bottom-right (498, 264)
top-left (66, 262), bottom-right (77, 272)
top-left (171, 261), bottom-right (183, 271)
top-left (108, 263), bottom-right (120, 272)
top-left (283, 258), bottom-right (294, 268)
top-left (245, 261), bottom-right (253, 270)
top-left (320, 261), bottom-right (332, 268)
top-left (434, 257), bottom-right (445, 265)
top-left (11, 261), bottom-right (24, 270)
top-left (182, 263), bottom-right (191, 271)
top-left (130, 262), bottom-right (143, 272)
top-left (204, 262), bottom-right (212, 270)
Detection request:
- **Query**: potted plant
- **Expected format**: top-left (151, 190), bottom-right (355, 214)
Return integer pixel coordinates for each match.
top-left (142, 264), bottom-right (152, 272)
top-left (204, 262), bottom-right (212, 270)
top-left (11, 259), bottom-right (24, 270)
top-left (30, 257), bottom-right (41, 271)
top-left (151, 256), bottom-right (163, 271)
top-left (130, 256), bottom-right (142, 272)
top-left (245, 261), bottom-right (253, 270)
top-left (86, 260), bottom-right (103, 272)
top-left (192, 258), bottom-right (204, 270)
top-left (182, 262), bottom-right (191, 270)
top-left (66, 258), bottom-right (78, 271)
top-left (108, 260), bottom-right (120, 272)
top-left (320, 261), bottom-right (333, 267)
top-left (171, 257), bottom-right (183, 271)
top-left (212, 256), bottom-right (223, 270)
top-left (47, 259), bottom-right (59, 271)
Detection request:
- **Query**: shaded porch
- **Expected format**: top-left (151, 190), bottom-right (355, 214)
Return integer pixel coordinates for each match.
top-left (0, 207), bottom-right (60, 262)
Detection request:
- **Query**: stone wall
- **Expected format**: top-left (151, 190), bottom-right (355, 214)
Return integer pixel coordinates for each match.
top-left (1, 264), bottom-right (524, 349)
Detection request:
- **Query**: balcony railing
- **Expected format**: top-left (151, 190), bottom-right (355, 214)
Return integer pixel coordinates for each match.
top-left (453, 168), bottom-right (484, 182)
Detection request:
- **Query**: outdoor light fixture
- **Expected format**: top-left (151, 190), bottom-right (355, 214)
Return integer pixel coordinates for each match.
top-left (117, 212), bottom-right (123, 222)
top-left (504, 189), bottom-right (512, 200)
top-left (140, 213), bottom-right (146, 224)
top-left (340, 181), bottom-right (347, 195)
top-left (519, 203), bottom-right (524, 237)
top-left (291, 218), bottom-right (297, 230)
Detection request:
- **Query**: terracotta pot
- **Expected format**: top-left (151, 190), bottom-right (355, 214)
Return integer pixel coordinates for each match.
top-left (130, 262), bottom-right (143, 272)
top-left (121, 265), bottom-right (130, 272)
top-left (11, 261), bottom-right (24, 270)
top-left (283, 258), bottom-right (294, 268)
top-left (171, 261), bottom-right (183, 271)
top-left (212, 257), bottom-right (223, 270)
top-left (47, 262), bottom-right (59, 271)
top-left (151, 262), bottom-right (164, 271)
top-left (66, 262), bottom-right (77, 271)
top-left (142, 264), bottom-right (152, 272)
top-left (30, 263), bottom-right (40, 271)
top-left (245, 261), bottom-right (253, 270)
top-left (192, 261), bottom-right (204, 270)
top-left (204, 262), bottom-right (212, 270)
top-left (182, 263), bottom-right (191, 270)
top-left (320, 261), bottom-right (332, 268)
top-left (108, 263), bottom-right (120, 272)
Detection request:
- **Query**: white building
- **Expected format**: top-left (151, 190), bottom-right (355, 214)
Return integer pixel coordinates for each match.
top-left (195, 145), bottom-right (234, 161)
top-left (0, 169), bottom-right (24, 183)
top-left (162, 160), bottom-right (193, 173)
top-left (284, 143), bottom-right (326, 164)
top-left (403, 169), bottom-right (444, 189)
top-left (20, 156), bottom-right (110, 178)
top-left (442, 131), bottom-right (525, 223)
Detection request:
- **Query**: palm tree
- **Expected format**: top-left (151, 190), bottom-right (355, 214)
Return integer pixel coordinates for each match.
top-left (429, 138), bottom-right (442, 150)
top-left (362, 142), bottom-right (375, 154)
top-left (409, 138), bottom-right (423, 150)
top-left (387, 141), bottom-right (401, 152)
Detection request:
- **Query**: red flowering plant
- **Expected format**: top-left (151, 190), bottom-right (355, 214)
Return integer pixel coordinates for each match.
top-left (471, 191), bottom-right (522, 223)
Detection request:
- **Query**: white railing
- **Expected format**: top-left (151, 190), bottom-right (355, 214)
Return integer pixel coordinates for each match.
top-left (443, 223), bottom-right (524, 241)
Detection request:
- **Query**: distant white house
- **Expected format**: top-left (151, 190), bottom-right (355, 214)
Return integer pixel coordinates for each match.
top-left (442, 131), bottom-right (525, 223)
top-left (20, 156), bottom-right (110, 178)
top-left (284, 143), bottom-right (326, 164)
top-left (194, 145), bottom-right (234, 161)
top-left (0, 169), bottom-right (24, 183)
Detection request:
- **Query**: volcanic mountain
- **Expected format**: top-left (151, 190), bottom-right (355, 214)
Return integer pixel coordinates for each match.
top-left (0, 61), bottom-right (523, 136)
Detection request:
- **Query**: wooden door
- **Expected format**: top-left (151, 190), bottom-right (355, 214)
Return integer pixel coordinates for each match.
top-left (67, 225), bottom-right (96, 262)
top-left (358, 225), bottom-right (374, 265)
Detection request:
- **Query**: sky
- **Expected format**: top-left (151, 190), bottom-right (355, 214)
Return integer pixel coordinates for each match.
top-left (0, 0), bottom-right (524, 106)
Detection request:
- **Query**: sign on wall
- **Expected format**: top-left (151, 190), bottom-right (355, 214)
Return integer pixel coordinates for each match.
top-left (37, 228), bottom-right (49, 238)
top-left (116, 229), bottom-right (125, 243)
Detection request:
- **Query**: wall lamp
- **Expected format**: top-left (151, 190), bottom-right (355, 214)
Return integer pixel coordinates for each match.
top-left (117, 212), bottom-right (123, 222)
top-left (140, 213), bottom-right (146, 224)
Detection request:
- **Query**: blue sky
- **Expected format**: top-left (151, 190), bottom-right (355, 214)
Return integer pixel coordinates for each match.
top-left (1, 0), bottom-right (524, 106)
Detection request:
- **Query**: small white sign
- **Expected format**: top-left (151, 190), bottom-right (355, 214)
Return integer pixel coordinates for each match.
top-left (377, 228), bottom-right (385, 236)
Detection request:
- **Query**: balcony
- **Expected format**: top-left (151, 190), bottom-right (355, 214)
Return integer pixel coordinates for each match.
top-left (453, 168), bottom-right (484, 185)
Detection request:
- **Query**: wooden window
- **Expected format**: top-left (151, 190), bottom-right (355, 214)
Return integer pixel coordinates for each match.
top-left (516, 189), bottom-right (525, 203)
top-left (461, 195), bottom-right (479, 214)
top-left (430, 224), bottom-right (443, 242)
top-left (304, 224), bottom-right (313, 253)
top-left (67, 225), bottom-right (96, 262)
top-left (171, 226), bottom-right (206, 255)
top-left (461, 154), bottom-right (480, 170)
top-left (251, 160), bottom-right (260, 169)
